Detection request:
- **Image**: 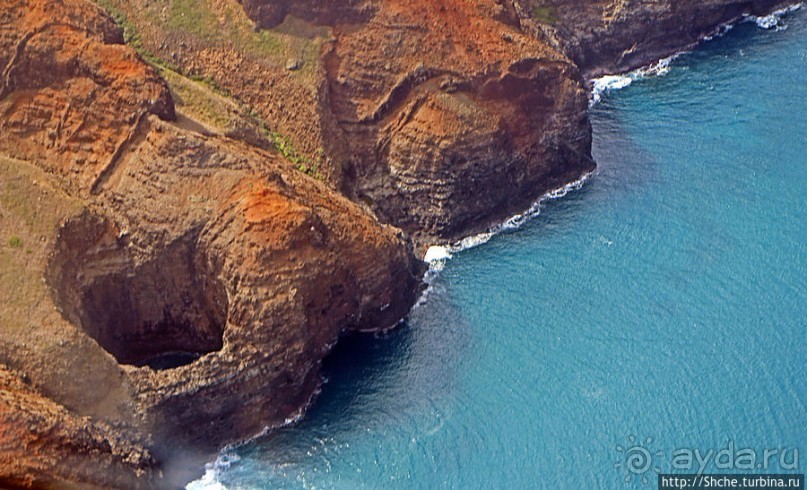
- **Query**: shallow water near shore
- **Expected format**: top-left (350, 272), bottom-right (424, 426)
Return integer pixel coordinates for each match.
top-left (191, 11), bottom-right (806, 489)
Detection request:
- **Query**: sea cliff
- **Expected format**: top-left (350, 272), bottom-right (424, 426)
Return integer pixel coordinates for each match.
top-left (0, 0), bottom-right (793, 487)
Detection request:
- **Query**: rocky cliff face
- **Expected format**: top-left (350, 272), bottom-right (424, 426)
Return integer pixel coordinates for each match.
top-left (0, 365), bottom-right (156, 489)
top-left (515, 0), bottom-right (792, 76)
top-left (114, 0), bottom-right (791, 247)
top-left (240, 0), bottom-right (594, 243)
top-left (94, 0), bottom-right (594, 245)
top-left (46, 118), bottom-right (421, 482)
top-left (0, 0), bottom-right (794, 487)
top-left (1, 0), bottom-right (421, 487)
top-left (0, 0), bottom-right (175, 194)
top-left (239, 0), bottom-right (375, 27)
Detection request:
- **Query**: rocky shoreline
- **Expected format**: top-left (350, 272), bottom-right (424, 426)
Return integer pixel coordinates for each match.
top-left (0, 0), bottom-right (793, 487)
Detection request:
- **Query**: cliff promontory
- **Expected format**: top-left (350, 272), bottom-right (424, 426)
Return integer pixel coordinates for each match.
top-left (0, 0), bottom-right (792, 487)
top-left (2, 0), bottom-right (420, 487)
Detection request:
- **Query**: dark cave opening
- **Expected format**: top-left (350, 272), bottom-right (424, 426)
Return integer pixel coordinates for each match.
top-left (47, 213), bottom-right (228, 370)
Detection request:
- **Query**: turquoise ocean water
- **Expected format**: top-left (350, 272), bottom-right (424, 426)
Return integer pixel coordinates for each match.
top-left (193, 9), bottom-right (806, 489)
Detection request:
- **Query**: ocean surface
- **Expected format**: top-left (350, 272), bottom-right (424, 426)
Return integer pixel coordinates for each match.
top-left (192, 8), bottom-right (806, 489)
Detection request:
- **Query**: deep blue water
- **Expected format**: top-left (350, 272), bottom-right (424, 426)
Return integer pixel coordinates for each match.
top-left (194, 10), bottom-right (806, 489)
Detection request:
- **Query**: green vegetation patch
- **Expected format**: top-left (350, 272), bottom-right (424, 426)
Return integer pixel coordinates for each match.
top-left (94, 0), bottom-right (162, 65)
top-left (95, 0), bottom-right (321, 70)
top-left (159, 66), bottom-right (238, 131)
top-left (91, 0), bottom-right (328, 177)
top-left (222, 4), bottom-right (284, 59)
top-left (532, 5), bottom-right (559, 25)
top-left (269, 132), bottom-right (323, 180)
top-left (166, 0), bottom-right (220, 40)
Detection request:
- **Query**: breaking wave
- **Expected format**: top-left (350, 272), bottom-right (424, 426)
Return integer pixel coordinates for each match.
top-left (185, 5), bottom-right (803, 490)
top-left (745, 3), bottom-right (802, 30)
top-left (589, 2), bottom-right (802, 105)
top-left (416, 172), bottom-right (590, 306)
top-left (589, 55), bottom-right (679, 105)
top-left (185, 453), bottom-right (240, 490)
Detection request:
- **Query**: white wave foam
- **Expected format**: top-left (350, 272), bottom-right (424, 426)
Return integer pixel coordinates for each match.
top-left (445, 174), bottom-right (587, 259)
top-left (589, 2), bottom-right (802, 105)
top-left (413, 267), bottom-right (441, 307)
top-left (589, 54), bottom-right (679, 105)
top-left (415, 173), bottom-right (590, 307)
top-left (185, 451), bottom-right (244, 490)
top-left (183, 175), bottom-right (590, 490)
top-left (421, 175), bottom-right (589, 268)
top-left (185, 467), bottom-right (225, 490)
top-left (703, 23), bottom-right (735, 41)
top-left (423, 245), bottom-right (451, 263)
top-left (185, 6), bottom-right (804, 487)
top-left (590, 75), bottom-right (632, 105)
top-left (745, 3), bottom-right (802, 30)
top-left (590, 75), bottom-right (633, 103)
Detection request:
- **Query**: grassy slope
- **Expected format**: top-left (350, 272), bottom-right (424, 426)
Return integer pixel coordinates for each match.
top-left (94, 0), bottom-right (324, 83)
top-left (93, 0), bottom-right (325, 177)
top-left (0, 157), bottom-right (81, 337)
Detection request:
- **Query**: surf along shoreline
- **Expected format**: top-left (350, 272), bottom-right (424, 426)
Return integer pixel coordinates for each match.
top-left (423, 2), bottom-right (803, 278)
top-left (186, 3), bottom-right (804, 488)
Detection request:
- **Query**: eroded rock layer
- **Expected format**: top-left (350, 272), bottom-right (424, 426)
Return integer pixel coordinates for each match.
top-left (0, 0), bottom-right (794, 487)
top-left (514, 0), bottom-right (792, 76)
top-left (321, 0), bottom-right (594, 242)
top-left (0, 0), bottom-right (175, 194)
top-left (0, 365), bottom-right (155, 490)
top-left (1, 0), bottom-right (421, 487)
top-left (235, 0), bottom-right (596, 243)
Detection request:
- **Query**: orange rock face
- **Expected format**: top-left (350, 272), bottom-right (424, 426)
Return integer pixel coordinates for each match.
top-left (0, 365), bottom-right (157, 489)
top-left (0, 0), bottom-right (421, 487)
top-left (237, 0), bottom-right (595, 242)
top-left (1, 0), bottom-right (793, 487)
top-left (98, 0), bottom-right (594, 245)
top-left (49, 118), bottom-right (422, 472)
top-left (0, 0), bottom-right (174, 194)
top-left (330, 0), bottom-right (593, 240)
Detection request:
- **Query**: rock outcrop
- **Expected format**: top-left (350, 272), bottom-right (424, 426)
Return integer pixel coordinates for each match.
top-left (0, 365), bottom-right (156, 489)
top-left (0, 0), bottom-right (175, 194)
top-left (514, 0), bottom-right (792, 76)
top-left (0, 0), bottom-right (794, 487)
top-left (1, 0), bottom-right (421, 487)
top-left (238, 0), bottom-right (594, 243)
top-left (105, 0), bottom-right (792, 247)
top-left (46, 118), bottom-right (422, 482)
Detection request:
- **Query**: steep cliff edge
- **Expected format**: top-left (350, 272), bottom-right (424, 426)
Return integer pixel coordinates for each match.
top-left (1, 0), bottom-right (421, 487)
top-left (96, 0), bottom-right (594, 245)
top-left (313, 0), bottom-right (594, 242)
top-left (0, 365), bottom-right (156, 489)
top-left (0, 0), bottom-right (175, 193)
top-left (96, 0), bottom-right (793, 246)
top-left (241, 0), bottom-right (594, 243)
top-left (0, 0), bottom-right (795, 487)
top-left (514, 0), bottom-right (793, 76)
